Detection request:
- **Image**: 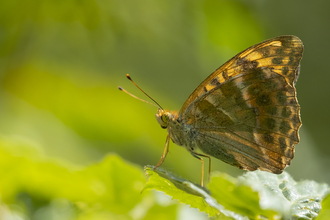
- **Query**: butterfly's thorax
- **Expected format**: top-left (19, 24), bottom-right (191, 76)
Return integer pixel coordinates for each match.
top-left (156, 109), bottom-right (197, 152)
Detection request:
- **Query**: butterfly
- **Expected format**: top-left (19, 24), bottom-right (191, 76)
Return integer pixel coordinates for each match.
top-left (120, 35), bottom-right (303, 186)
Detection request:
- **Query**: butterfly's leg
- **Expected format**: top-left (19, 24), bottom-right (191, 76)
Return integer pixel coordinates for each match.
top-left (191, 152), bottom-right (211, 187)
top-left (154, 134), bottom-right (170, 169)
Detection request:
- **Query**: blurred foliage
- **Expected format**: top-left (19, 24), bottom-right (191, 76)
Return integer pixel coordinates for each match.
top-left (0, 138), bottom-right (148, 219)
top-left (0, 0), bottom-right (330, 219)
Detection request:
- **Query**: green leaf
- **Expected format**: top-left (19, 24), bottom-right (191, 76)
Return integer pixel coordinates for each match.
top-left (239, 171), bottom-right (329, 219)
top-left (209, 172), bottom-right (279, 219)
top-left (143, 166), bottom-right (220, 217)
top-left (316, 194), bottom-right (330, 220)
top-left (143, 167), bottom-right (330, 220)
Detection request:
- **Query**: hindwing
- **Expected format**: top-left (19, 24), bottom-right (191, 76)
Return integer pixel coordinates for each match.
top-left (180, 35), bottom-right (303, 173)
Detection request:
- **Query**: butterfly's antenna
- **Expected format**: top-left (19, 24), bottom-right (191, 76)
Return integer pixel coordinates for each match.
top-left (118, 74), bottom-right (164, 110)
top-left (118, 86), bottom-right (159, 108)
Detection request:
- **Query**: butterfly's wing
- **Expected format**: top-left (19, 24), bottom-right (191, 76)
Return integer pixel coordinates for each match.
top-left (180, 36), bottom-right (303, 173)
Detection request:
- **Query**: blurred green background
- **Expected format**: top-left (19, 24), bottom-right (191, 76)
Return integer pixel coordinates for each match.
top-left (1, 0), bottom-right (330, 215)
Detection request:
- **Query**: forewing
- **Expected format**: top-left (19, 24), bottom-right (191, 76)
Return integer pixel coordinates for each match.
top-left (180, 35), bottom-right (303, 113)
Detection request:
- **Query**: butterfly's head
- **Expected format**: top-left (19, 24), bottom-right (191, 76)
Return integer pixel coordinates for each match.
top-left (156, 109), bottom-right (171, 129)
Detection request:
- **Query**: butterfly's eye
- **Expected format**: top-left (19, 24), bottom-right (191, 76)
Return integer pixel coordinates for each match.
top-left (156, 109), bottom-right (170, 129)
top-left (161, 114), bottom-right (169, 123)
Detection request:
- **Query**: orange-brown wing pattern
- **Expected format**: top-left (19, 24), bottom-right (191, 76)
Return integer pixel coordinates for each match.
top-left (180, 36), bottom-right (303, 113)
top-left (180, 35), bottom-right (303, 173)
